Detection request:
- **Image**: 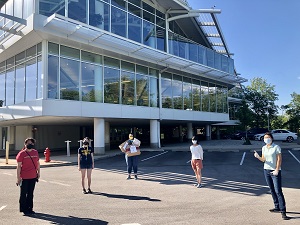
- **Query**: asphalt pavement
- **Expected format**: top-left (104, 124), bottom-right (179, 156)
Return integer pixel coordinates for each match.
top-left (1, 139), bottom-right (299, 169)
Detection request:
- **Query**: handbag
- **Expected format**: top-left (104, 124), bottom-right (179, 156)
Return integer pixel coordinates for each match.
top-left (25, 151), bottom-right (39, 182)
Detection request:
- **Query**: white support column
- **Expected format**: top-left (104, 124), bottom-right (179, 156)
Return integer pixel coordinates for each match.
top-left (94, 118), bottom-right (105, 154)
top-left (105, 121), bottom-right (110, 150)
top-left (206, 124), bottom-right (211, 140)
top-left (187, 123), bottom-right (193, 140)
top-left (150, 120), bottom-right (160, 148)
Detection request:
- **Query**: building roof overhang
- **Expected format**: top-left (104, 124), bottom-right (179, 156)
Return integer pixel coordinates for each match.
top-left (42, 14), bottom-right (245, 86)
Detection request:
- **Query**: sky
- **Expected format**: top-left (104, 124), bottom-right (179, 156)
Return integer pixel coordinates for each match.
top-left (188, 0), bottom-right (300, 110)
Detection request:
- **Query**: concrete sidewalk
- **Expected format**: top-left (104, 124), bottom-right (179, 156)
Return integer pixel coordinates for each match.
top-left (1, 139), bottom-right (299, 169)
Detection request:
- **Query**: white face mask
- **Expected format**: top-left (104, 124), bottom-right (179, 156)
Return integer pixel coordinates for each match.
top-left (264, 138), bottom-right (272, 145)
top-left (192, 140), bottom-right (197, 144)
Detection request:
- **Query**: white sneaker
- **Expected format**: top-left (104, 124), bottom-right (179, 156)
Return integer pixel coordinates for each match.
top-left (196, 184), bottom-right (202, 188)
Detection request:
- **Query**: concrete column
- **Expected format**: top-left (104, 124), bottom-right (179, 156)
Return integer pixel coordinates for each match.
top-left (187, 123), bottom-right (193, 140)
top-left (105, 121), bottom-right (110, 150)
top-left (150, 120), bottom-right (160, 148)
top-left (94, 118), bottom-right (105, 154)
top-left (206, 124), bottom-right (211, 140)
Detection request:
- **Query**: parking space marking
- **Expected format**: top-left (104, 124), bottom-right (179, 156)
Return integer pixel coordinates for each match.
top-left (2, 172), bottom-right (13, 176)
top-left (49, 181), bottom-right (71, 187)
top-left (288, 150), bottom-right (300, 164)
top-left (240, 152), bottom-right (246, 165)
top-left (0, 205), bottom-right (7, 211)
top-left (141, 151), bottom-right (168, 162)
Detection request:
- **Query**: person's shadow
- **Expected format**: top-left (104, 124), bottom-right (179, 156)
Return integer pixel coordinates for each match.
top-left (26, 212), bottom-right (108, 224)
top-left (92, 192), bottom-right (161, 202)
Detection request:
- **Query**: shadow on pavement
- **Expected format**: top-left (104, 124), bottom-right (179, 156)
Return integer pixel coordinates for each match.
top-left (26, 212), bottom-right (108, 225)
top-left (92, 192), bottom-right (161, 202)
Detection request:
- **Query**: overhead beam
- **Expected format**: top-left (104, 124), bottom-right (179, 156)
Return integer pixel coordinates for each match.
top-left (0, 12), bottom-right (27, 25)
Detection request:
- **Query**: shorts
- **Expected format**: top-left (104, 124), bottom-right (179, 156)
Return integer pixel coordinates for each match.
top-left (80, 163), bottom-right (93, 169)
top-left (191, 159), bottom-right (203, 171)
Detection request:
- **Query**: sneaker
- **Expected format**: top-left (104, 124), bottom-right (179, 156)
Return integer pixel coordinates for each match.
top-left (269, 208), bottom-right (280, 213)
top-left (87, 188), bottom-right (93, 194)
top-left (134, 175), bottom-right (138, 180)
top-left (83, 188), bottom-right (88, 194)
top-left (196, 183), bottom-right (202, 188)
top-left (126, 175), bottom-right (131, 180)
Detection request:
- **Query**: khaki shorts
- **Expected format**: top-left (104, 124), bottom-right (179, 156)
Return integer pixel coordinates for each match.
top-left (191, 159), bottom-right (203, 171)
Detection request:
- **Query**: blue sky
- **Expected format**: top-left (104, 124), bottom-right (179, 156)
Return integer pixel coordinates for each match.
top-left (188, 0), bottom-right (300, 109)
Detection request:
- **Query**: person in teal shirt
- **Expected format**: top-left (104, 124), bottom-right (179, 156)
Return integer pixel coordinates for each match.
top-left (254, 132), bottom-right (289, 220)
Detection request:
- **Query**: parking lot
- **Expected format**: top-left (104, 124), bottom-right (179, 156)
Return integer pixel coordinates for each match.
top-left (0, 149), bottom-right (300, 225)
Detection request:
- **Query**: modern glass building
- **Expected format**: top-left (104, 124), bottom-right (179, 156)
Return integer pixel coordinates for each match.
top-left (0, 0), bottom-right (246, 153)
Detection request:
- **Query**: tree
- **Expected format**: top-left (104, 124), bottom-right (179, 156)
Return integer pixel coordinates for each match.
top-left (245, 77), bottom-right (278, 129)
top-left (236, 99), bottom-right (254, 144)
top-left (283, 92), bottom-right (300, 132)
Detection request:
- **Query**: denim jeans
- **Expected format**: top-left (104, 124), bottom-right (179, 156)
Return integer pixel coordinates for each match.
top-left (125, 155), bottom-right (138, 174)
top-left (264, 169), bottom-right (286, 212)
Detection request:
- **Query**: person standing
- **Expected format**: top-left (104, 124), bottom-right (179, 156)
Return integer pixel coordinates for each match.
top-left (190, 136), bottom-right (203, 188)
top-left (254, 132), bottom-right (290, 220)
top-left (16, 137), bottom-right (40, 215)
top-left (123, 133), bottom-right (140, 180)
top-left (78, 137), bottom-right (94, 194)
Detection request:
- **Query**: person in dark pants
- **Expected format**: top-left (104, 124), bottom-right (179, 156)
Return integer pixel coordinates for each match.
top-left (254, 132), bottom-right (290, 220)
top-left (16, 138), bottom-right (40, 216)
top-left (123, 134), bottom-right (140, 180)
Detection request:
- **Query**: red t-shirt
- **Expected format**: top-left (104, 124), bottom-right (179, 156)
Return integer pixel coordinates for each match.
top-left (16, 149), bottom-right (39, 179)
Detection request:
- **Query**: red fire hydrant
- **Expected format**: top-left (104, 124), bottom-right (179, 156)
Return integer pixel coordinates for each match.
top-left (44, 147), bottom-right (51, 162)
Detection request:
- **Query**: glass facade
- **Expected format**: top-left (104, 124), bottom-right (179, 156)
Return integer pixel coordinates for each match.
top-left (0, 43), bottom-right (42, 107)
top-left (38, 0), bottom-right (234, 75)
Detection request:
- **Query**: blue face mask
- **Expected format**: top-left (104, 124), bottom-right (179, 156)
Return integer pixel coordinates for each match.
top-left (264, 138), bottom-right (272, 145)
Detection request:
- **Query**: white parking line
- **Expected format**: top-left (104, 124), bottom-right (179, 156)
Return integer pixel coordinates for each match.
top-left (240, 152), bottom-right (246, 165)
top-left (288, 150), bottom-right (300, 164)
top-left (49, 181), bottom-right (71, 187)
top-left (141, 151), bottom-right (168, 162)
top-left (0, 205), bottom-right (7, 211)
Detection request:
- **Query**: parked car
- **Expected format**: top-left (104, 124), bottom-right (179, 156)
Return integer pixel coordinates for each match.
top-left (254, 129), bottom-right (298, 142)
top-left (231, 128), bottom-right (269, 140)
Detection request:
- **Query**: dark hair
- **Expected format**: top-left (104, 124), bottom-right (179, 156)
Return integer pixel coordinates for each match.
top-left (264, 132), bottom-right (274, 140)
top-left (24, 137), bottom-right (35, 144)
top-left (192, 136), bottom-right (197, 141)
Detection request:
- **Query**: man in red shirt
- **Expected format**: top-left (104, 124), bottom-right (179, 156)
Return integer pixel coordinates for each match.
top-left (16, 138), bottom-right (40, 215)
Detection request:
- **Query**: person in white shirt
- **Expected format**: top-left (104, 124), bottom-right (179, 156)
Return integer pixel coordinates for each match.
top-left (190, 136), bottom-right (203, 188)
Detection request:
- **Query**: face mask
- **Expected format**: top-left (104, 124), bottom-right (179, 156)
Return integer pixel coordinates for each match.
top-left (26, 144), bottom-right (34, 149)
top-left (192, 140), bottom-right (197, 144)
top-left (83, 142), bottom-right (89, 145)
top-left (264, 138), bottom-right (272, 145)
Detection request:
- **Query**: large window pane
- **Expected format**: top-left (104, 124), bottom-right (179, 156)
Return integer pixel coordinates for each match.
top-left (128, 3), bottom-right (141, 17)
top-left (60, 58), bottom-right (80, 100)
top-left (104, 67), bottom-right (119, 104)
top-left (82, 51), bottom-right (102, 64)
top-left (172, 76), bottom-right (182, 110)
top-left (111, 0), bottom-right (126, 10)
top-left (39, 0), bottom-right (65, 17)
top-left (82, 62), bottom-right (103, 102)
top-left (0, 72), bottom-right (5, 106)
top-left (149, 77), bottom-right (158, 107)
top-left (6, 69), bottom-right (15, 106)
top-left (156, 26), bottom-right (165, 51)
top-left (25, 59), bottom-right (37, 101)
top-left (209, 84), bottom-right (216, 112)
top-left (143, 20), bottom-right (155, 48)
top-left (136, 74), bottom-right (148, 106)
top-left (183, 77), bottom-right (192, 110)
top-left (128, 14), bottom-right (142, 43)
top-left (206, 49), bottom-right (214, 68)
top-left (68, 0), bottom-right (87, 23)
top-left (161, 78), bottom-right (172, 108)
top-left (37, 56), bottom-right (43, 99)
top-left (61, 46), bottom-right (80, 60)
top-left (192, 81), bottom-right (200, 111)
top-left (15, 64), bottom-right (25, 104)
top-left (121, 71), bottom-right (135, 105)
top-left (201, 82), bottom-right (209, 112)
top-left (111, 6), bottom-right (126, 38)
top-left (48, 55), bottom-right (59, 99)
top-left (89, 0), bottom-right (110, 31)
top-left (216, 86), bottom-right (223, 113)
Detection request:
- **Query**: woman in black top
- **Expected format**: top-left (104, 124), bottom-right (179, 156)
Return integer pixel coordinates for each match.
top-left (78, 137), bottom-right (94, 194)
